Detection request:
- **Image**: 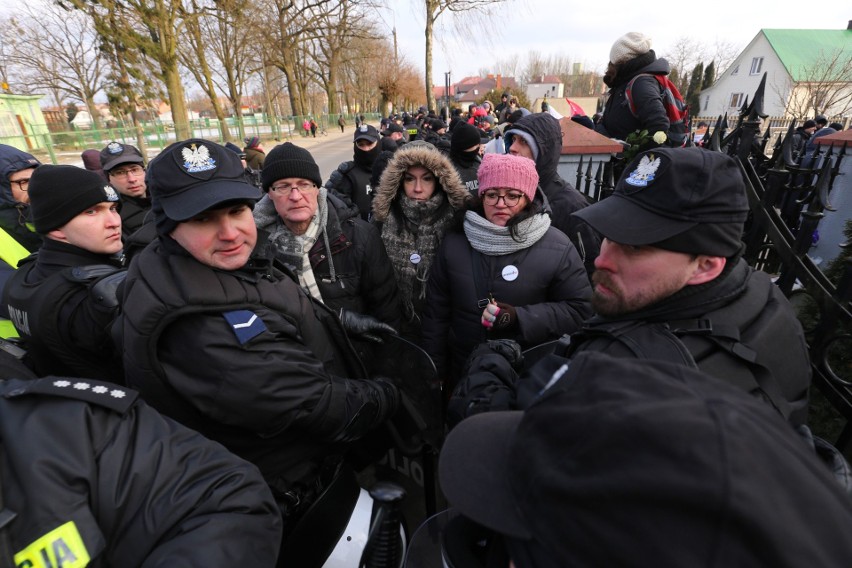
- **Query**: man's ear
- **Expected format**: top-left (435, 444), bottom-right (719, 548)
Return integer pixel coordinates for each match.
top-left (47, 228), bottom-right (68, 242)
top-left (686, 256), bottom-right (726, 286)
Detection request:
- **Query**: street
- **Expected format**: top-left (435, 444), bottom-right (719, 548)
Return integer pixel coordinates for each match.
top-left (53, 123), bottom-right (363, 187)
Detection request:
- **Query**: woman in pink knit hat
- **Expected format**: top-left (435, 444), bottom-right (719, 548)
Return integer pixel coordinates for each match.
top-left (422, 153), bottom-right (592, 393)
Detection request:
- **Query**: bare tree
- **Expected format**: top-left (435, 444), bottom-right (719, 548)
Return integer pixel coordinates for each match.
top-left (774, 47), bottom-right (852, 120)
top-left (419, 0), bottom-right (509, 111)
top-left (2, 3), bottom-right (106, 128)
top-left (67, 0), bottom-right (194, 139)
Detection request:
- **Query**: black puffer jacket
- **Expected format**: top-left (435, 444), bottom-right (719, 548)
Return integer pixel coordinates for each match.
top-left (422, 215), bottom-right (592, 381)
top-left (505, 113), bottom-right (601, 275)
top-left (0, 144), bottom-right (41, 252)
top-left (0, 375), bottom-right (282, 567)
top-left (449, 259), bottom-right (812, 427)
top-left (596, 54), bottom-right (671, 142)
top-left (254, 191), bottom-right (401, 328)
top-left (120, 238), bottom-right (398, 495)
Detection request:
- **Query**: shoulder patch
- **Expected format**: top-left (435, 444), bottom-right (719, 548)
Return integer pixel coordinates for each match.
top-left (2, 377), bottom-right (137, 413)
top-left (223, 310), bottom-right (267, 344)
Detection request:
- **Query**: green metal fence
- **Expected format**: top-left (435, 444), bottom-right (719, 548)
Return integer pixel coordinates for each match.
top-left (0, 112), bottom-right (382, 164)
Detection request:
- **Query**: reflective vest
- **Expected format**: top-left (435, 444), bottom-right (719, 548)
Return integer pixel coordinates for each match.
top-left (0, 226), bottom-right (32, 338)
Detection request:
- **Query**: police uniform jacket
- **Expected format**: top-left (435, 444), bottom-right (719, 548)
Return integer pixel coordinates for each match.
top-left (325, 160), bottom-right (374, 221)
top-left (118, 194), bottom-right (151, 240)
top-left (422, 224), bottom-right (592, 381)
top-left (119, 236), bottom-right (396, 495)
top-left (3, 238), bottom-right (124, 380)
top-left (0, 376), bottom-right (281, 567)
top-left (449, 259), bottom-right (811, 427)
top-left (506, 113), bottom-right (601, 276)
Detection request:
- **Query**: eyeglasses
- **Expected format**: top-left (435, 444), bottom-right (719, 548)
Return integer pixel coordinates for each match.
top-left (110, 165), bottom-right (144, 179)
top-left (482, 191), bottom-right (526, 206)
top-left (270, 181), bottom-right (318, 196)
top-left (10, 178), bottom-right (30, 191)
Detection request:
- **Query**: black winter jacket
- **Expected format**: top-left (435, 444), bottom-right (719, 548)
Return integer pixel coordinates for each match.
top-left (120, 238), bottom-right (396, 494)
top-left (254, 192), bottom-right (401, 328)
top-left (0, 375), bottom-right (282, 567)
top-left (3, 239), bottom-right (124, 380)
top-left (326, 160), bottom-right (375, 221)
top-left (0, 144), bottom-right (41, 252)
top-left (422, 223), bottom-right (592, 380)
top-left (450, 259), bottom-right (811, 427)
top-left (596, 55), bottom-right (671, 142)
top-left (505, 113), bottom-right (601, 275)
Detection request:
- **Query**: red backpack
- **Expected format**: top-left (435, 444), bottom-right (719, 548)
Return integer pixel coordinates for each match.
top-left (625, 73), bottom-right (690, 145)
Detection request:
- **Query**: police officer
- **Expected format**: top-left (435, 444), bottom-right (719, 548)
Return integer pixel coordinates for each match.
top-left (118, 139), bottom-right (399, 550)
top-left (325, 125), bottom-right (382, 221)
top-left (3, 165), bottom-right (125, 380)
top-left (99, 141), bottom-right (151, 240)
top-left (0, 350), bottom-right (282, 566)
top-left (451, 148), bottom-right (811, 427)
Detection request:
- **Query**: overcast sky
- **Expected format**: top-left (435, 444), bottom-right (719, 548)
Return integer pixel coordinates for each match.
top-left (379, 1), bottom-right (851, 81)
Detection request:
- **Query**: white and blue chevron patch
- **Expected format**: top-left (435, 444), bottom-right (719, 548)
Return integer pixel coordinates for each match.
top-left (223, 310), bottom-right (267, 344)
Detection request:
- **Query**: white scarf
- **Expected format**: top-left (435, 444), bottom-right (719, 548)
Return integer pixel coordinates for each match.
top-left (463, 210), bottom-right (551, 256)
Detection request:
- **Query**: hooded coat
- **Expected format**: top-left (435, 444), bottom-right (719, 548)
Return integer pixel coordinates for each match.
top-left (372, 143), bottom-right (470, 337)
top-left (0, 144), bottom-right (42, 252)
top-left (505, 113), bottom-right (600, 275)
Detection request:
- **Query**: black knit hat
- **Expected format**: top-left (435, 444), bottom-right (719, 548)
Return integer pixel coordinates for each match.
top-left (451, 122), bottom-right (482, 155)
top-left (29, 165), bottom-right (121, 234)
top-left (261, 142), bottom-right (322, 192)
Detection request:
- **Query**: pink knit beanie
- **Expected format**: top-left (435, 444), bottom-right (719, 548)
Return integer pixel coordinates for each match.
top-left (477, 153), bottom-right (539, 202)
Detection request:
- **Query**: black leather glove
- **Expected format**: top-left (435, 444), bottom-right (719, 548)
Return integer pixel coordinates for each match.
top-left (485, 339), bottom-right (524, 371)
top-left (373, 376), bottom-right (400, 417)
top-left (338, 309), bottom-right (398, 343)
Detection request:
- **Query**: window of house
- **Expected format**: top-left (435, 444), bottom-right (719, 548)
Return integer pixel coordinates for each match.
top-left (731, 64), bottom-right (739, 76)
top-left (729, 93), bottom-right (744, 108)
top-left (750, 57), bottom-right (763, 75)
top-left (473, 89), bottom-right (479, 96)
top-left (703, 95), bottom-right (709, 111)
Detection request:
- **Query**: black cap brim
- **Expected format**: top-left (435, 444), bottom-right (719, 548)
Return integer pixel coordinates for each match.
top-left (159, 178), bottom-right (261, 221)
top-left (439, 411), bottom-right (532, 539)
top-left (573, 194), bottom-right (696, 246)
top-left (102, 154), bottom-right (144, 172)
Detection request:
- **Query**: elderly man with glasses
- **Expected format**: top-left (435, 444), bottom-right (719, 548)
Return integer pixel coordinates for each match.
top-left (254, 142), bottom-right (401, 354)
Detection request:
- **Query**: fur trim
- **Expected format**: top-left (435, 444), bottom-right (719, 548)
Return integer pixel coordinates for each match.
top-left (372, 144), bottom-right (470, 222)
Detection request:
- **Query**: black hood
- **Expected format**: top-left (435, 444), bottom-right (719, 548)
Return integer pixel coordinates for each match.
top-left (505, 113), bottom-right (563, 186)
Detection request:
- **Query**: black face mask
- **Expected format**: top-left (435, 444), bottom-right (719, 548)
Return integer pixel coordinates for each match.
top-left (354, 143), bottom-right (380, 170)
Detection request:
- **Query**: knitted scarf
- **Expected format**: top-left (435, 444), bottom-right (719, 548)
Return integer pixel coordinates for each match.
top-left (463, 210), bottom-right (551, 256)
top-left (381, 192), bottom-right (455, 321)
top-left (253, 187), bottom-right (335, 302)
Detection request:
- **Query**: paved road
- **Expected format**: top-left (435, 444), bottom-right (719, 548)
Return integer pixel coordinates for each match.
top-left (52, 123), bottom-right (364, 187)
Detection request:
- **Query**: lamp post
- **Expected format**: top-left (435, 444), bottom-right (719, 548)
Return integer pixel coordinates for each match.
top-left (444, 71), bottom-right (452, 122)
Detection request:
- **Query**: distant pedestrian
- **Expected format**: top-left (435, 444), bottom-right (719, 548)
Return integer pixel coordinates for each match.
top-left (243, 136), bottom-right (265, 170)
top-left (302, 119), bottom-right (310, 137)
top-left (310, 118), bottom-right (318, 138)
top-left (338, 115), bottom-right (346, 133)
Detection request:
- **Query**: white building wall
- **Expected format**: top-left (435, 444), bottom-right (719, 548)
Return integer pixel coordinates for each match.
top-left (699, 32), bottom-right (792, 118)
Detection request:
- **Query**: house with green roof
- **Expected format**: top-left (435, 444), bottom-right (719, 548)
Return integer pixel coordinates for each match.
top-left (698, 25), bottom-right (851, 119)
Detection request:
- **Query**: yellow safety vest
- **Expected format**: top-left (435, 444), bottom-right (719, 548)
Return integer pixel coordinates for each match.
top-left (0, 227), bottom-right (31, 338)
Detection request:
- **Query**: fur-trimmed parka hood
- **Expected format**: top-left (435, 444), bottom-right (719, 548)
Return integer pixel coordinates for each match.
top-left (372, 143), bottom-right (470, 222)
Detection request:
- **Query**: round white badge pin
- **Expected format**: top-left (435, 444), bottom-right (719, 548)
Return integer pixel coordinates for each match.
top-left (410, 253), bottom-right (421, 265)
top-left (502, 265), bottom-right (519, 281)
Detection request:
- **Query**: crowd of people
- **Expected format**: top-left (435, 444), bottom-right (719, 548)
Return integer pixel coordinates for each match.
top-left (0, 29), bottom-right (849, 568)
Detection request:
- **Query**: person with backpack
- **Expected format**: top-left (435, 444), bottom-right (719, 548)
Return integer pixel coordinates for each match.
top-left (449, 148), bottom-right (811, 429)
top-left (596, 32), bottom-right (688, 152)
